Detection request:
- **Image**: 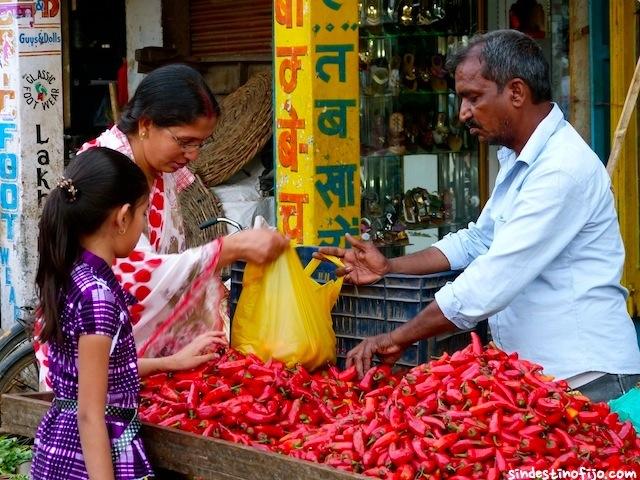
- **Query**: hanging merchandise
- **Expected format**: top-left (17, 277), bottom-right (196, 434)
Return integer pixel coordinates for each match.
top-left (231, 246), bottom-right (343, 371)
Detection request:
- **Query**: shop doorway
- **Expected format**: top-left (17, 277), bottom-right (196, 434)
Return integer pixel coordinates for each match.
top-left (64, 0), bottom-right (126, 157)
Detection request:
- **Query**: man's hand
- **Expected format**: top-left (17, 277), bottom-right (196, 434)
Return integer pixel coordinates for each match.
top-left (314, 233), bottom-right (390, 284)
top-left (346, 332), bottom-right (403, 378)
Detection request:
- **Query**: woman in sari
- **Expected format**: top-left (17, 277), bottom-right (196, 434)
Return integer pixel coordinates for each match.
top-left (35, 64), bottom-right (288, 387)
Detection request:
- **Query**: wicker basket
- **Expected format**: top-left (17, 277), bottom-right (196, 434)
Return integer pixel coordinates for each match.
top-left (192, 71), bottom-right (273, 188)
top-left (177, 173), bottom-right (227, 249)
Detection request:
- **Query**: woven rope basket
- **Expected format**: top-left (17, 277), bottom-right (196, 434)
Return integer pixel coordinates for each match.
top-left (177, 173), bottom-right (227, 248)
top-left (192, 70), bottom-right (273, 187)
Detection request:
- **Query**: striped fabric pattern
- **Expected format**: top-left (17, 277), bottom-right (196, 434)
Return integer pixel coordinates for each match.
top-left (31, 250), bottom-right (154, 480)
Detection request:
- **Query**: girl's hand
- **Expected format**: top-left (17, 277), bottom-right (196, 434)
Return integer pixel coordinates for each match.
top-left (168, 331), bottom-right (227, 371)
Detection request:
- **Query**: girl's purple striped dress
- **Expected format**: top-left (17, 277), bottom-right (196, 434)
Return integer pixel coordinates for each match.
top-left (31, 250), bottom-right (154, 480)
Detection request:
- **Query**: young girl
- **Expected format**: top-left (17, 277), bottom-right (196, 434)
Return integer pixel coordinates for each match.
top-left (31, 147), bottom-right (225, 480)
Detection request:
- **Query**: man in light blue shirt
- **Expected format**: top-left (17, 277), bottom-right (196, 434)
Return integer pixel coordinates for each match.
top-left (319, 30), bottom-right (640, 402)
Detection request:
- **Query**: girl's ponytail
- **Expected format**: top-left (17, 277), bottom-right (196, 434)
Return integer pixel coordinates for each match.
top-left (36, 147), bottom-right (148, 343)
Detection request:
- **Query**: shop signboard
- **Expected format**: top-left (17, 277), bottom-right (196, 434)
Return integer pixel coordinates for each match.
top-left (0, 0), bottom-right (63, 327)
top-left (274, 0), bottom-right (360, 247)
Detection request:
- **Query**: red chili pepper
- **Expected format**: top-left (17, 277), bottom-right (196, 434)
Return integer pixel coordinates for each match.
top-left (361, 395), bottom-right (377, 419)
top-left (470, 331), bottom-right (483, 355)
top-left (430, 364), bottom-right (455, 375)
top-left (434, 452), bottom-right (450, 468)
top-left (217, 358), bottom-right (247, 376)
top-left (433, 432), bottom-right (458, 451)
top-left (202, 384), bottom-right (232, 404)
top-left (444, 409), bottom-right (472, 420)
top-left (489, 410), bottom-right (501, 435)
top-left (365, 385), bottom-right (393, 399)
top-left (468, 447), bottom-right (494, 462)
top-left (520, 424), bottom-right (545, 437)
top-left (141, 372), bottom-right (169, 389)
top-left (244, 409), bottom-right (277, 424)
top-left (387, 404), bottom-right (405, 430)
top-left (172, 379), bottom-right (195, 391)
top-left (469, 400), bottom-right (514, 416)
top-left (303, 431), bottom-right (333, 449)
top-left (196, 404), bottom-right (220, 419)
top-left (519, 436), bottom-right (546, 454)
top-left (536, 396), bottom-right (562, 412)
top-left (420, 414), bottom-right (446, 431)
top-left (159, 384), bottom-right (180, 403)
top-left (495, 448), bottom-right (507, 471)
top-left (486, 467), bottom-right (500, 480)
top-left (405, 412), bottom-right (427, 436)
top-left (445, 388), bottom-right (464, 405)
top-left (158, 412), bottom-right (186, 428)
top-left (201, 420), bottom-right (218, 437)
top-left (351, 428), bottom-right (365, 458)
top-left (577, 410), bottom-right (602, 423)
top-left (550, 450), bottom-right (578, 469)
top-left (362, 466), bottom-right (391, 479)
top-left (357, 366), bottom-right (379, 391)
top-left (394, 463), bottom-right (416, 480)
top-left (450, 438), bottom-right (478, 455)
top-left (337, 365), bottom-right (357, 382)
top-left (617, 421), bottom-right (634, 442)
top-left (458, 363), bottom-right (481, 382)
top-left (219, 425), bottom-right (250, 445)
top-left (217, 394), bottom-right (253, 411)
top-left (171, 366), bottom-right (207, 382)
top-left (370, 431), bottom-right (398, 451)
top-left (186, 381), bottom-right (200, 410)
top-left (246, 362), bottom-right (273, 377)
top-left (415, 376), bottom-right (440, 396)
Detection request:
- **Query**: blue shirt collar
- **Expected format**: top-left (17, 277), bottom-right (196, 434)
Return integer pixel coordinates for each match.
top-left (497, 103), bottom-right (563, 166)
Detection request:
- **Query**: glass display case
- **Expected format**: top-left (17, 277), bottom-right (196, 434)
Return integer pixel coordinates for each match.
top-left (358, 0), bottom-right (484, 256)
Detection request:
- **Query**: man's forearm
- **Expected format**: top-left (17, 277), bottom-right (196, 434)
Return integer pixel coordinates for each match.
top-left (389, 300), bottom-right (458, 348)
top-left (388, 246), bottom-right (451, 275)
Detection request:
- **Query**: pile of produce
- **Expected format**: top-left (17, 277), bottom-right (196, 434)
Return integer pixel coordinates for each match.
top-left (139, 333), bottom-right (640, 478)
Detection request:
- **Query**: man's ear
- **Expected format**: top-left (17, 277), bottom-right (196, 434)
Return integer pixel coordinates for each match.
top-left (507, 78), bottom-right (527, 108)
top-left (115, 204), bottom-right (132, 234)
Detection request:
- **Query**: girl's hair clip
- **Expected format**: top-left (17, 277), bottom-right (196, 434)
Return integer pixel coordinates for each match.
top-left (57, 177), bottom-right (78, 203)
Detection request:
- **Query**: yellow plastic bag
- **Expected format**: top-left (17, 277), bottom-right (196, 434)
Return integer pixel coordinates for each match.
top-left (231, 245), bottom-right (343, 370)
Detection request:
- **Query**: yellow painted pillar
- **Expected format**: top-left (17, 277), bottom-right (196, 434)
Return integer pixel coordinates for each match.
top-left (274, 0), bottom-right (361, 247)
top-left (610, 1), bottom-right (640, 316)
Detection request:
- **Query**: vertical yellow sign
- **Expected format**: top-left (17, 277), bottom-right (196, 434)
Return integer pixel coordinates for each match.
top-left (274, 0), bottom-right (360, 247)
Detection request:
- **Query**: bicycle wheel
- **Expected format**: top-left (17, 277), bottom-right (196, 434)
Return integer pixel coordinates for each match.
top-left (0, 323), bottom-right (29, 364)
top-left (0, 341), bottom-right (38, 395)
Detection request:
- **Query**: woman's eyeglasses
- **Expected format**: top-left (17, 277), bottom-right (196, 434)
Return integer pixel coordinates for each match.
top-left (165, 128), bottom-right (206, 152)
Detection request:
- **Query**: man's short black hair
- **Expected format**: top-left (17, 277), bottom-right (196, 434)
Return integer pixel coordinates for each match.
top-left (446, 29), bottom-right (552, 104)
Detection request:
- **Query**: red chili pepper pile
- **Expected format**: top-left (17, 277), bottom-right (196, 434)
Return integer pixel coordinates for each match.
top-left (139, 333), bottom-right (640, 478)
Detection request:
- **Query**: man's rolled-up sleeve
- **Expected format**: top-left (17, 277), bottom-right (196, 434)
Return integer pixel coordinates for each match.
top-left (432, 198), bottom-right (495, 271)
top-left (434, 168), bottom-right (590, 330)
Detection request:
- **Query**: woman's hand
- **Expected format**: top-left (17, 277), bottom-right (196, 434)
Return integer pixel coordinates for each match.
top-left (314, 233), bottom-right (390, 285)
top-left (218, 229), bottom-right (289, 267)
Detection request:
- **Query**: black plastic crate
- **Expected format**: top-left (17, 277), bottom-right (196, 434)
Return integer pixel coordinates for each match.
top-left (229, 246), bottom-right (486, 368)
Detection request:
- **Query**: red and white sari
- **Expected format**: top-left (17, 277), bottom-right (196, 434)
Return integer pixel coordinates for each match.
top-left (34, 126), bottom-right (229, 387)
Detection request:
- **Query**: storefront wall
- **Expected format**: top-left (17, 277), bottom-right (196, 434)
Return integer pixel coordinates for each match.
top-left (609, 1), bottom-right (640, 324)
